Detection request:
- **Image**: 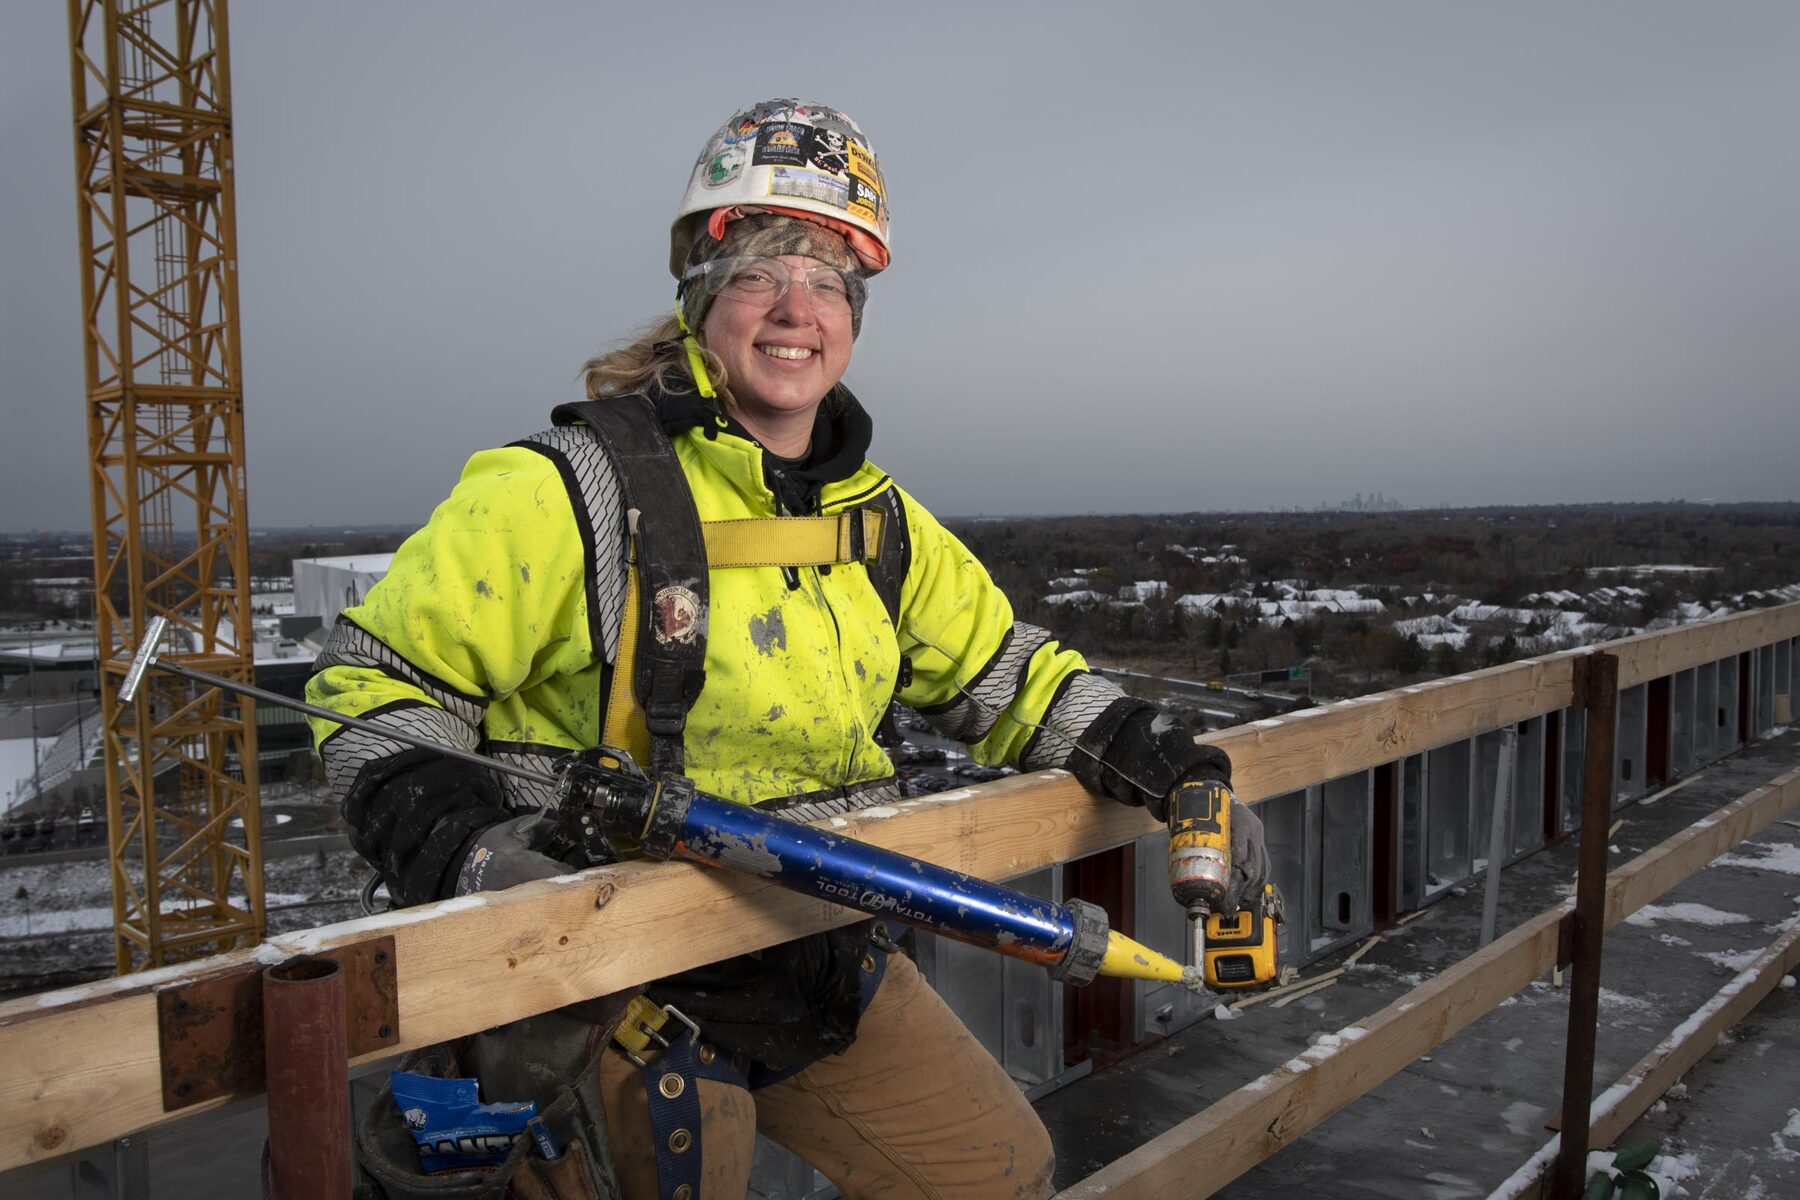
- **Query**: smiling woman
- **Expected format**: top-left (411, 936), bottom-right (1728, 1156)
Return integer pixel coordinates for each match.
top-left (304, 97), bottom-right (1263, 1200)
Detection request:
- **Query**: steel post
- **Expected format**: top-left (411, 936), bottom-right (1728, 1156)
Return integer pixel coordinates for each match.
top-left (1479, 726), bottom-right (1515, 947)
top-left (263, 956), bottom-right (350, 1200)
top-left (1551, 651), bottom-right (1618, 1199)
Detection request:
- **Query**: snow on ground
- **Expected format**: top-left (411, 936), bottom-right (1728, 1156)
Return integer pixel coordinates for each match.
top-left (1623, 902), bottom-right (1753, 927)
top-left (1597, 987), bottom-right (1657, 1014)
top-left (0, 891), bottom-right (315, 938)
top-left (1774, 1110), bottom-right (1800, 1162)
top-left (1712, 841), bottom-right (1800, 875)
top-left (1697, 947), bottom-right (1765, 972)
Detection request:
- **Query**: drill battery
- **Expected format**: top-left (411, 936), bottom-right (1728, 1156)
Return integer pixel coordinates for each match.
top-left (1201, 884), bottom-right (1281, 990)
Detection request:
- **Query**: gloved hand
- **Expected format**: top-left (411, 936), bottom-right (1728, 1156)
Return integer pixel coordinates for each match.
top-left (452, 813), bottom-right (573, 896)
top-left (1219, 797), bottom-right (1272, 914)
top-left (1075, 700), bottom-right (1232, 822)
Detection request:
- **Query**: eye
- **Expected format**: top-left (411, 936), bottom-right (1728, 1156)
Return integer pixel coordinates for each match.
top-left (730, 268), bottom-right (777, 290)
top-left (811, 273), bottom-right (849, 300)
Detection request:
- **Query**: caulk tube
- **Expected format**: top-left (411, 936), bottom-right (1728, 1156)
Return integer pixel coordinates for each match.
top-left (627, 776), bottom-right (1113, 984)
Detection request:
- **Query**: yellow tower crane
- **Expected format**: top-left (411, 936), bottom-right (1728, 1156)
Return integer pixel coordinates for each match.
top-left (66, 0), bottom-right (265, 972)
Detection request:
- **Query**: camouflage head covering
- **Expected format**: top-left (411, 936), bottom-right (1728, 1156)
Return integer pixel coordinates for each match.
top-left (679, 213), bottom-right (866, 338)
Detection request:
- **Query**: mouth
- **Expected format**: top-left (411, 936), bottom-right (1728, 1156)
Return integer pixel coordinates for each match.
top-left (757, 344), bottom-right (816, 362)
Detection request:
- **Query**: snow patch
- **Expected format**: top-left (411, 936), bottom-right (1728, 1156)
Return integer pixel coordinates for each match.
top-left (1623, 902), bottom-right (1752, 927)
top-left (1773, 1109), bottom-right (1800, 1161)
top-left (1713, 842), bottom-right (1800, 876)
top-left (1598, 987), bottom-right (1656, 1013)
top-left (1698, 947), bottom-right (1763, 972)
top-left (1499, 1100), bottom-right (1544, 1138)
top-left (2, 891), bottom-right (313, 939)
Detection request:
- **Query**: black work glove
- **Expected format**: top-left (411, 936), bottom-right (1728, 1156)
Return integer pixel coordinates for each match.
top-left (1218, 796), bottom-right (1272, 914)
top-left (1072, 699), bottom-right (1232, 822)
top-left (452, 813), bottom-right (572, 896)
top-left (344, 753), bottom-right (510, 907)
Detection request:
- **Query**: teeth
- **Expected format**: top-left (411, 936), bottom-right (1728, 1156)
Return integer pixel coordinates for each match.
top-left (759, 345), bottom-right (814, 361)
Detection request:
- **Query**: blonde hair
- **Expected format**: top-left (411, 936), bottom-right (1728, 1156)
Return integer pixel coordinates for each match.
top-left (579, 314), bottom-right (735, 405)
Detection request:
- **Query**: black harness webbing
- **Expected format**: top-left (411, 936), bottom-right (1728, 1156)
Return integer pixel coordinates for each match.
top-left (555, 398), bottom-right (710, 777)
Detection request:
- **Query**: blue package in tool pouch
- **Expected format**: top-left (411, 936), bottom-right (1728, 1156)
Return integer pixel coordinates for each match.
top-left (390, 1070), bottom-right (537, 1172)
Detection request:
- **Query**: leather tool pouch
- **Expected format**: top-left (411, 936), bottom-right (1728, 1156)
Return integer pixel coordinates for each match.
top-left (349, 1001), bottom-right (630, 1200)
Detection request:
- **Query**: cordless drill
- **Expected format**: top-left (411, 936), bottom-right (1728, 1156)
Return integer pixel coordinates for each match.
top-left (1168, 778), bottom-right (1279, 990)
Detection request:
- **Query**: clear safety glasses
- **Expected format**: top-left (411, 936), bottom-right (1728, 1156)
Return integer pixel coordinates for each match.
top-left (682, 256), bottom-right (868, 318)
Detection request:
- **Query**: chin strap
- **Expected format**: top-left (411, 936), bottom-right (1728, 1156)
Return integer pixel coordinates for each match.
top-left (674, 299), bottom-right (717, 399)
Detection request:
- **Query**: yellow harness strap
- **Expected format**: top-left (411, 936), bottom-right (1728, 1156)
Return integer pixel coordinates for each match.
top-left (602, 558), bottom-right (654, 769)
top-left (701, 509), bottom-right (885, 568)
top-left (603, 508), bottom-right (887, 770)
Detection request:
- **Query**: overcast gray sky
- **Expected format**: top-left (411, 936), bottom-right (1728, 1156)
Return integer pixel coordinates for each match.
top-left (3, 1), bottom-right (1797, 531)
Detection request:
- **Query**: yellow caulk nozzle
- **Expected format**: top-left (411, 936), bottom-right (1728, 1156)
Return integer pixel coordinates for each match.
top-left (1097, 930), bottom-right (1186, 983)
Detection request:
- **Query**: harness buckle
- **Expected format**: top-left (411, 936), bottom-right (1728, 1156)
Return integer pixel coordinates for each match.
top-left (846, 508), bottom-right (866, 562)
top-left (617, 999), bottom-right (701, 1068)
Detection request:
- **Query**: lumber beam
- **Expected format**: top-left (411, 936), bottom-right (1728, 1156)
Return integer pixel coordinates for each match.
top-left (0, 607), bottom-right (1793, 1172)
top-left (0, 771), bottom-right (1139, 1170)
top-left (1055, 766), bottom-right (1800, 1200)
top-left (1207, 602), bottom-right (1800, 804)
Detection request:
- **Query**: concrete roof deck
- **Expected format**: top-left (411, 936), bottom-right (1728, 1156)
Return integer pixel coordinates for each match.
top-left (1038, 728), bottom-right (1800, 1199)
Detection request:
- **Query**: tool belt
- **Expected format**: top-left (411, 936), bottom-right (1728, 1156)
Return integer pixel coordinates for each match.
top-left (348, 1000), bottom-right (632, 1200)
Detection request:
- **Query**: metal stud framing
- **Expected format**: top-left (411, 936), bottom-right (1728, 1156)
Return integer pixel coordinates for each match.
top-left (67, 0), bottom-right (264, 972)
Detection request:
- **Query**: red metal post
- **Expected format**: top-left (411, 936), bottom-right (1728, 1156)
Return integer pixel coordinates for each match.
top-left (263, 956), bottom-right (351, 1200)
top-left (1551, 651), bottom-right (1618, 1199)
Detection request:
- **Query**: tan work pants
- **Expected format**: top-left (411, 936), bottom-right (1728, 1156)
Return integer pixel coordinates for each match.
top-left (599, 953), bottom-right (1055, 1199)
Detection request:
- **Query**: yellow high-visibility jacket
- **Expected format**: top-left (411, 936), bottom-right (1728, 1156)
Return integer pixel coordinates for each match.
top-left (305, 390), bottom-right (1128, 888)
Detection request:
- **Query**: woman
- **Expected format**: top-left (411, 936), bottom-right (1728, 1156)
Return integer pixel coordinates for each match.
top-left (309, 99), bottom-right (1265, 1200)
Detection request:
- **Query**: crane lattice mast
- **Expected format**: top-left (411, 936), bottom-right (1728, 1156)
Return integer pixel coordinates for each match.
top-left (67, 0), bottom-right (265, 971)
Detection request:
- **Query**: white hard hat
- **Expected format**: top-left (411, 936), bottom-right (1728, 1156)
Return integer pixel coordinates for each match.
top-left (671, 99), bottom-right (890, 278)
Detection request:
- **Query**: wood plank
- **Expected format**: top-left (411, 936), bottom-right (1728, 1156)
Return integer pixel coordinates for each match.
top-left (1488, 921), bottom-right (1800, 1200)
top-left (1205, 603), bottom-right (1800, 803)
top-left (1055, 768), bottom-right (1800, 1200)
top-left (0, 611), bottom-right (1793, 1172)
top-left (0, 771), bottom-right (1140, 1171)
top-left (1610, 605), bottom-right (1800, 690)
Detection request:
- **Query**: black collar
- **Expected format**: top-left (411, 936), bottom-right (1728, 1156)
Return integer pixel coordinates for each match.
top-left (649, 382), bottom-right (874, 514)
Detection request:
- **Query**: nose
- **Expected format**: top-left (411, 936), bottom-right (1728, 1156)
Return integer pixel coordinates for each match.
top-left (766, 278), bottom-right (817, 323)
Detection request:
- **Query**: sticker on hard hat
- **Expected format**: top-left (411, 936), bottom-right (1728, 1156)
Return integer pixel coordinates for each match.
top-left (753, 122), bottom-right (810, 167)
top-left (847, 143), bottom-right (884, 223)
top-left (770, 166), bottom-right (850, 210)
top-left (703, 147), bottom-right (745, 188)
top-left (808, 128), bottom-right (850, 174)
top-left (721, 114), bottom-right (761, 145)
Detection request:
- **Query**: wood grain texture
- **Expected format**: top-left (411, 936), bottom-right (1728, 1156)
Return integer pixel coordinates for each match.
top-left (0, 607), bottom-right (1793, 1172)
top-left (1056, 768), bottom-right (1800, 1200)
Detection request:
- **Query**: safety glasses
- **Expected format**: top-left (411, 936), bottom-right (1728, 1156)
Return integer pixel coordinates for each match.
top-left (682, 256), bottom-right (867, 318)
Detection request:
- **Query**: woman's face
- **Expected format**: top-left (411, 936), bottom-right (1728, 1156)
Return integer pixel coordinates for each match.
top-left (701, 254), bottom-right (855, 430)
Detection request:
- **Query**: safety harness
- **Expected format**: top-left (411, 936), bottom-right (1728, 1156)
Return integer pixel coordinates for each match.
top-left (552, 395), bottom-right (906, 1198)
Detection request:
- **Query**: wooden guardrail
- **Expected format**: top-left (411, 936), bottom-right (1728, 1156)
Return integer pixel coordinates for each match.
top-left (1055, 764), bottom-right (1800, 1199)
top-left (0, 603), bottom-right (1795, 1174)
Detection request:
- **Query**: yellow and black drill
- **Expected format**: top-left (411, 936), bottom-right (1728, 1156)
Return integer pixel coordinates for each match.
top-left (1168, 778), bottom-right (1280, 991)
